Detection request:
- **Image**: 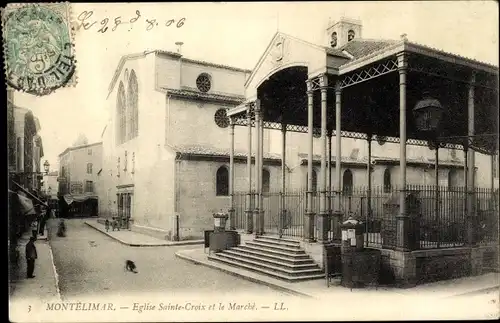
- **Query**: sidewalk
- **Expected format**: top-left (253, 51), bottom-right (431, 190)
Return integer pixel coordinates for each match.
top-left (175, 247), bottom-right (500, 301)
top-left (84, 219), bottom-right (204, 247)
top-left (9, 230), bottom-right (61, 303)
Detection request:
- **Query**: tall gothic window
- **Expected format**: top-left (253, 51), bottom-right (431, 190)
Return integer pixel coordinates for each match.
top-left (448, 169), bottom-right (458, 189)
top-left (116, 82), bottom-right (126, 145)
top-left (128, 70), bottom-right (139, 140)
top-left (383, 168), bottom-right (392, 193)
top-left (262, 169), bottom-right (270, 193)
top-left (216, 166), bottom-right (229, 196)
top-left (343, 169), bottom-right (353, 196)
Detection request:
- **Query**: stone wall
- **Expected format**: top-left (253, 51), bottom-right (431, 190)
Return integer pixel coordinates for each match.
top-left (378, 244), bottom-right (499, 287)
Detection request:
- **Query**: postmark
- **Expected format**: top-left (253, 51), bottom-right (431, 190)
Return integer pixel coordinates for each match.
top-left (2, 3), bottom-right (76, 96)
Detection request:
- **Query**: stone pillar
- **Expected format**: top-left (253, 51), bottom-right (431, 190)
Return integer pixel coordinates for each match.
top-left (331, 81), bottom-right (343, 241)
top-left (318, 74), bottom-right (329, 243)
top-left (467, 72), bottom-right (476, 246)
top-left (396, 52), bottom-right (410, 251)
top-left (305, 79), bottom-right (315, 242)
top-left (18, 137), bottom-right (25, 172)
top-left (245, 105), bottom-right (253, 233)
top-left (228, 118), bottom-right (236, 230)
top-left (254, 100), bottom-right (263, 236)
top-left (280, 124), bottom-right (287, 237)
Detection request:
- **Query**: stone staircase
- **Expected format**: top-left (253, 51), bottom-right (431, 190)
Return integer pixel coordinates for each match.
top-left (207, 235), bottom-right (325, 282)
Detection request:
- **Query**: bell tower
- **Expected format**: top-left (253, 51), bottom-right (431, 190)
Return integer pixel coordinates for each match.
top-left (326, 17), bottom-right (362, 49)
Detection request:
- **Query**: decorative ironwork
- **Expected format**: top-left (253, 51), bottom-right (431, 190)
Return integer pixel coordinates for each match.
top-left (196, 73), bottom-right (212, 93)
top-left (408, 64), bottom-right (498, 91)
top-left (214, 108), bottom-right (230, 128)
top-left (310, 76), bottom-right (322, 91)
top-left (340, 58), bottom-right (398, 89)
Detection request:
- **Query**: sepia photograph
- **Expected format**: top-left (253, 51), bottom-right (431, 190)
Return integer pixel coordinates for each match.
top-left (5, 1), bottom-right (499, 322)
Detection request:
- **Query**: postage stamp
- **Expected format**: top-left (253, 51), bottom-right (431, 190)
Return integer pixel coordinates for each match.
top-left (2, 2), bottom-right (76, 96)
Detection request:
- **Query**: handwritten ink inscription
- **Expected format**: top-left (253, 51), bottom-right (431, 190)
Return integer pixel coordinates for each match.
top-left (76, 10), bottom-right (186, 33)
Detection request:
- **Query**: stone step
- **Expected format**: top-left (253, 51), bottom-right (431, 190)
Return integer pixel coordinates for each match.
top-left (208, 254), bottom-right (325, 282)
top-left (259, 235), bottom-right (302, 244)
top-left (254, 237), bottom-right (301, 248)
top-left (222, 249), bottom-right (318, 269)
top-left (215, 252), bottom-right (322, 276)
top-left (231, 246), bottom-right (312, 264)
top-left (237, 245), bottom-right (310, 260)
top-left (245, 241), bottom-right (305, 254)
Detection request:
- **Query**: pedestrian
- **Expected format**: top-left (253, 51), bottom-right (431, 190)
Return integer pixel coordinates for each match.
top-left (25, 236), bottom-right (37, 278)
top-left (30, 218), bottom-right (38, 239)
top-left (39, 204), bottom-right (51, 235)
top-left (105, 219), bottom-right (110, 232)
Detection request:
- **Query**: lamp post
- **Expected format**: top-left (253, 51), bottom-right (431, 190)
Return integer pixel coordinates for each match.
top-left (43, 160), bottom-right (50, 175)
top-left (413, 92), bottom-right (444, 239)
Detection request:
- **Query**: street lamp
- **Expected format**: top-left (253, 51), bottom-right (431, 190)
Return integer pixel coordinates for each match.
top-left (43, 160), bottom-right (50, 175)
top-left (413, 92), bottom-right (444, 233)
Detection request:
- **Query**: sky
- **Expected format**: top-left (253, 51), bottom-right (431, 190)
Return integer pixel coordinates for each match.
top-left (11, 1), bottom-right (499, 170)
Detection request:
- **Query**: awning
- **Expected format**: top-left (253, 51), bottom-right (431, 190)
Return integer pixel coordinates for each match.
top-left (17, 193), bottom-right (36, 216)
top-left (64, 194), bottom-right (98, 205)
top-left (12, 181), bottom-right (48, 207)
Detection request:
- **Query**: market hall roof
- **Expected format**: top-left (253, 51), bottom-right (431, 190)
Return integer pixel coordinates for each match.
top-left (229, 31), bottom-right (498, 154)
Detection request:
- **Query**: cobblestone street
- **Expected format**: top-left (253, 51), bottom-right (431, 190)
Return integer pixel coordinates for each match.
top-left (48, 219), bottom-right (288, 300)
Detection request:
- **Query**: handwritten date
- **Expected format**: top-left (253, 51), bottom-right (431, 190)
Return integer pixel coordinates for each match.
top-left (77, 10), bottom-right (186, 33)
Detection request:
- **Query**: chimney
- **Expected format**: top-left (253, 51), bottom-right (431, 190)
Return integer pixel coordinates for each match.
top-left (175, 41), bottom-right (184, 54)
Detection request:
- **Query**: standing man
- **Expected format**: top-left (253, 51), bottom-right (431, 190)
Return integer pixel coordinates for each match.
top-left (25, 236), bottom-right (37, 278)
top-left (30, 218), bottom-right (39, 239)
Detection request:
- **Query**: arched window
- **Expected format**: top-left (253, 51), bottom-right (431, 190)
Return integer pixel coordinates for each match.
top-left (116, 82), bottom-right (126, 145)
top-left (343, 169), bottom-right (353, 195)
top-left (128, 70), bottom-right (139, 139)
top-left (348, 29), bottom-right (355, 41)
top-left (383, 168), bottom-right (392, 193)
top-left (330, 31), bottom-right (337, 47)
top-left (306, 169), bottom-right (318, 192)
top-left (262, 169), bottom-right (270, 193)
top-left (216, 166), bottom-right (229, 196)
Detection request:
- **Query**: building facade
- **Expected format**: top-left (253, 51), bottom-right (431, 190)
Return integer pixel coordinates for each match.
top-left (58, 142), bottom-right (103, 196)
top-left (42, 171), bottom-right (59, 199)
top-left (8, 88), bottom-right (45, 193)
top-left (99, 19), bottom-right (496, 241)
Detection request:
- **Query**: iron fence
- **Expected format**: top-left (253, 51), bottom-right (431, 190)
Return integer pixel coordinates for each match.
top-left (231, 185), bottom-right (498, 250)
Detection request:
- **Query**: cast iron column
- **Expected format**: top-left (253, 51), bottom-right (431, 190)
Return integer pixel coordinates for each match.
top-left (396, 52), bottom-right (410, 251)
top-left (254, 100), bottom-right (263, 236)
top-left (327, 129), bottom-right (333, 233)
top-left (467, 72), bottom-right (476, 246)
top-left (331, 81), bottom-right (343, 241)
top-left (305, 79), bottom-right (315, 242)
top-left (366, 134), bottom-right (373, 247)
top-left (245, 104), bottom-right (253, 233)
top-left (318, 74), bottom-right (329, 243)
top-left (259, 101), bottom-right (265, 234)
top-left (228, 117), bottom-right (236, 230)
top-left (280, 124), bottom-right (287, 237)
top-left (435, 145), bottom-right (440, 247)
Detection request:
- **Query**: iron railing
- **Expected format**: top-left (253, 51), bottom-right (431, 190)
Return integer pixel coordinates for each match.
top-left (231, 186), bottom-right (498, 250)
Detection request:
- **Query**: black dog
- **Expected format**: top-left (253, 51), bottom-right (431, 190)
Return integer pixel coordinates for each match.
top-left (125, 260), bottom-right (138, 273)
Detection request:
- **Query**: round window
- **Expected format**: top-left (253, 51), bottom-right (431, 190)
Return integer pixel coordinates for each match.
top-left (196, 73), bottom-right (212, 93)
top-left (214, 109), bottom-right (230, 128)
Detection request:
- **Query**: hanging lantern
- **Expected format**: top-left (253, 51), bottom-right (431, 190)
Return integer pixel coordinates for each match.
top-left (413, 92), bottom-right (444, 134)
